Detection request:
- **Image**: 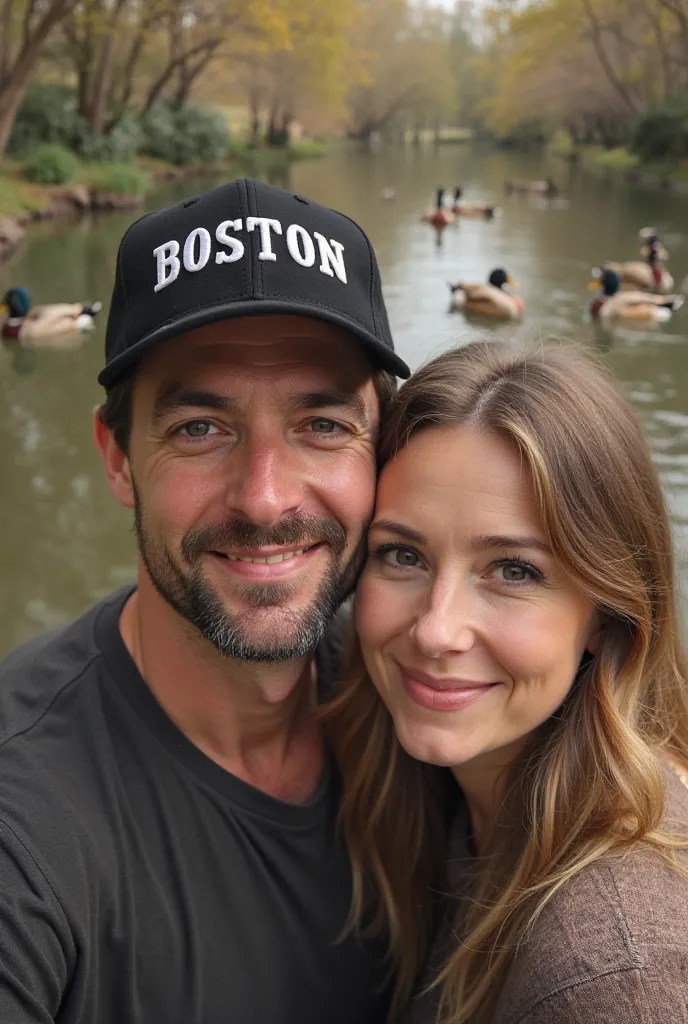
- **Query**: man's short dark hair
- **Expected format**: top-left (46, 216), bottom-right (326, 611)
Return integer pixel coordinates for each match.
top-left (99, 363), bottom-right (398, 459)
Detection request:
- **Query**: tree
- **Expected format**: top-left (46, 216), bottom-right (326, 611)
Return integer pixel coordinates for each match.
top-left (346, 0), bottom-right (456, 141)
top-left (0, 0), bottom-right (80, 156)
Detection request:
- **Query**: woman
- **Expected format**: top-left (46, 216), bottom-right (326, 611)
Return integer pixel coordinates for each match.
top-left (327, 341), bottom-right (688, 1023)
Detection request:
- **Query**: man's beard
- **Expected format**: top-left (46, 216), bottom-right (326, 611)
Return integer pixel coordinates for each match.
top-left (133, 492), bottom-right (367, 662)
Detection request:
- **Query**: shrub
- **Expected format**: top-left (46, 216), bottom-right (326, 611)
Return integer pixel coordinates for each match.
top-left (79, 115), bottom-right (142, 163)
top-left (139, 102), bottom-right (230, 165)
top-left (9, 85), bottom-right (89, 157)
top-left (23, 144), bottom-right (80, 185)
top-left (632, 95), bottom-right (688, 163)
top-left (85, 164), bottom-right (149, 195)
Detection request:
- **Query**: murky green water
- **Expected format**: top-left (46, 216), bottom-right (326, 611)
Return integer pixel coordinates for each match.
top-left (2, 143), bottom-right (688, 654)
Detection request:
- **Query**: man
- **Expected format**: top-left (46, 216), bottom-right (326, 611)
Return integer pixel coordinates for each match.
top-left (0, 178), bottom-right (410, 1023)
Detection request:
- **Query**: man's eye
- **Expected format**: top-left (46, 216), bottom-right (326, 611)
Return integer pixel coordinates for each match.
top-left (179, 421), bottom-right (218, 438)
top-left (310, 419), bottom-right (341, 435)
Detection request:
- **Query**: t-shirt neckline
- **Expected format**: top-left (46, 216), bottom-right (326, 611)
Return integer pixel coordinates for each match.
top-left (94, 586), bottom-right (334, 827)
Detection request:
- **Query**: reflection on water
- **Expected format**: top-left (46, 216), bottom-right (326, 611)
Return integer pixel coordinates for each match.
top-left (1, 143), bottom-right (688, 653)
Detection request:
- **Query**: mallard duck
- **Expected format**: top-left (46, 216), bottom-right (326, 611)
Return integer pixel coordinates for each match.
top-left (451, 187), bottom-right (499, 218)
top-left (599, 254), bottom-right (674, 294)
top-left (448, 268), bottom-right (524, 319)
top-left (589, 269), bottom-right (683, 323)
top-left (1, 287), bottom-right (102, 341)
top-left (422, 187), bottom-right (455, 228)
top-left (504, 178), bottom-right (559, 196)
top-left (638, 226), bottom-right (669, 258)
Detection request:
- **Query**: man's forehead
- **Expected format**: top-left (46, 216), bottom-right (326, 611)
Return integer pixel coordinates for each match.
top-left (141, 315), bottom-right (374, 379)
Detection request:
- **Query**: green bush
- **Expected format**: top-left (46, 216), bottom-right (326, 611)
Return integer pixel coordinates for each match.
top-left (86, 163), bottom-right (149, 195)
top-left (632, 95), bottom-right (688, 163)
top-left (9, 85), bottom-right (89, 157)
top-left (79, 115), bottom-right (142, 163)
top-left (139, 102), bottom-right (230, 165)
top-left (23, 144), bottom-right (80, 184)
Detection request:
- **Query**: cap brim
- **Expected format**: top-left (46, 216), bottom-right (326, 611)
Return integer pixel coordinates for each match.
top-left (98, 299), bottom-right (411, 388)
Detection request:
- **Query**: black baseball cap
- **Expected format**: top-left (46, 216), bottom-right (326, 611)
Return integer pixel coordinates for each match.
top-left (99, 177), bottom-right (410, 388)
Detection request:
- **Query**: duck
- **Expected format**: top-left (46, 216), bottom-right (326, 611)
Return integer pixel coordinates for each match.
top-left (451, 187), bottom-right (499, 218)
top-left (380, 188), bottom-right (396, 202)
top-left (0, 287), bottom-right (102, 341)
top-left (448, 268), bottom-right (524, 319)
top-left (589, 268), bottom-right (683, 323)
top-left (600, 249), bottom-right (674, 294)
top-left (638, 226), bottom-right (669, 259)
top-left (504, 178), bottom-right (559, 196)
top-left (422, 187), bottom-right (455, 228)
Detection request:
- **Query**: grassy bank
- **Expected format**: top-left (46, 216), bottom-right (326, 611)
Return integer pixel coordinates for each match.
top-left (550, 133), bottom-right (688, 185)
top-left (0, 136), bottom-right (330, 219)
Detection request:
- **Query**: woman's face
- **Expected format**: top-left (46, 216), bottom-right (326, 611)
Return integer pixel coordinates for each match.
top-left (356, 425), bottom-right (600, 770)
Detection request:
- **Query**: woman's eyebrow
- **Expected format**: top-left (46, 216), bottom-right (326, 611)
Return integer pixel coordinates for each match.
top-left (472, 534), bottom-right (552, 554)
top-left (371, 519), bottom-right (427, 544)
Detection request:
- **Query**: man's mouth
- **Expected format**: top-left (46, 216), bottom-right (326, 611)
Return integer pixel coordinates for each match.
top-left (216, 543), bottom-right (320, 565)
top-left (209, 540), bottom-right (323, 573)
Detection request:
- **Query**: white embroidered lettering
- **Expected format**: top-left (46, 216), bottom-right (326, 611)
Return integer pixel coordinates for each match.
top-left (215, 219), bottom-right (245, 264)
top-left (183, 227), bottom-right (212, 272)
top-left (246, 217), bottom-right (282, 261)
top-left (313, 232), bottom-right (347, 283)
top-left (153, 240), bottom-right (181, 292)
top-left (285, 224), bottom-right (316, 268)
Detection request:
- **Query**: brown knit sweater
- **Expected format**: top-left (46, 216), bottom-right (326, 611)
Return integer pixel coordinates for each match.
top-left (402, 765), bottom-right (688, 1024)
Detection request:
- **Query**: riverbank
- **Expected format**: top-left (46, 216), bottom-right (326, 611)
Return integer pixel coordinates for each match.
top-left (550, 136), bottom-right (688, 191)
top-left (0, 138), bottom-right (328, 264)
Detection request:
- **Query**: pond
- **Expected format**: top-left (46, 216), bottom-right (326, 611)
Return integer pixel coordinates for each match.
top-left (2, 141), bottom-right (688, 654)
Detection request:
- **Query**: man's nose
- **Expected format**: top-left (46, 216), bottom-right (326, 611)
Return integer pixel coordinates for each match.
top-left (226, 437), bottom-right (306, 527)
top-left (409, 581), bottom-right (477, 659)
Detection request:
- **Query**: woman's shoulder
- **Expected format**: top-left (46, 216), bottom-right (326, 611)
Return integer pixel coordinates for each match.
top-left (494, 765), bottom-right (688, 1023)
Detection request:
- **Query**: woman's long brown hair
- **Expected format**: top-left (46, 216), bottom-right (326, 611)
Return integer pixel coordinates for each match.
top-left (325, 341), bottom-right (688, 1022)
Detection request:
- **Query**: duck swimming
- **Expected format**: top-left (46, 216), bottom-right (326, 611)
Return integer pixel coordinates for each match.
top-left (1, 287), bottom-right (102, 341)
top-left (449, 268), bottom-right (524, 319)
top-left (589, 268), bottom-right (683, 323)
top-left (451, 187), bottom-right (499, 218)
top-left (421, 187), bottom-right (455, 228)
top-left (598, 242), bottom-right (675, 294)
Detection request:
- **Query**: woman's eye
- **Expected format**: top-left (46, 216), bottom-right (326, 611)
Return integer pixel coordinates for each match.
top-left (179, 421), bottom-right (218, 438)
top-left (377, 545), bottom-right (422, 569)
top-left (491, 560), bottom-right (542, 585)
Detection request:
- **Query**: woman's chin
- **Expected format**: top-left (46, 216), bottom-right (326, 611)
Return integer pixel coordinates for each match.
top-left (395, 718), bottom-right (481, 769)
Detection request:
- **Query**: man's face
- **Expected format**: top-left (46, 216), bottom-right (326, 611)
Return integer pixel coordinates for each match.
top-left (107, 315), bottom-right (379, 661)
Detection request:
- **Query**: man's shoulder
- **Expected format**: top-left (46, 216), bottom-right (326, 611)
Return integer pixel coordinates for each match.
top-left (0, 588), bottom-right (130, 747)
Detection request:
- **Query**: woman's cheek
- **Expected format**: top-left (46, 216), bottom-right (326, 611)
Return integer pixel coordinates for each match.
top-left (355, 573), bottom-right (412, 647)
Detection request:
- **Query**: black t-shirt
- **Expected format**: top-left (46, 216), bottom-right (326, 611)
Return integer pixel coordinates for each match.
top-left (0, 589), bottom-right (390, 1023)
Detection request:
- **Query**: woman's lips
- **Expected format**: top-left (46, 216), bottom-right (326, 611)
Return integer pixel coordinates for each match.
top-left (399, 666), bottom-right (500, 712)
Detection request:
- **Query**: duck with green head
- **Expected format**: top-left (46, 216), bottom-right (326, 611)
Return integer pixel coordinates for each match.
top-left (1, 287), bottom-right (102, 341)
top-left (589, 268), bottom-right (683, 323)
top-left (448, 267), bottom-right (524, 319)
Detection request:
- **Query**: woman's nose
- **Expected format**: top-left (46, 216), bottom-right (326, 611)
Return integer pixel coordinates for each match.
top-left (409, 585), bottom-right (477, 659)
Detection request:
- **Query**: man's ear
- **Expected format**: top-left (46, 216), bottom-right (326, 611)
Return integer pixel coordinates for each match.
top-left (93, 408), bottom-right (135, 509)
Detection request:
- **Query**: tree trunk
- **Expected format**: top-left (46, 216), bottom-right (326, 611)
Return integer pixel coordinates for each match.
top-left (580, 0), bottom-right (640, 114)
top-left (0, 0), bottom-right (13, 82)
top-left (89, 0), bottom-right (129, 134)
top-left (249, 88), bottom-right (261, 146)
top-left (0, 0), bottom-right (78, 157)
top-left (143, 39), bottom-right (219, 113)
